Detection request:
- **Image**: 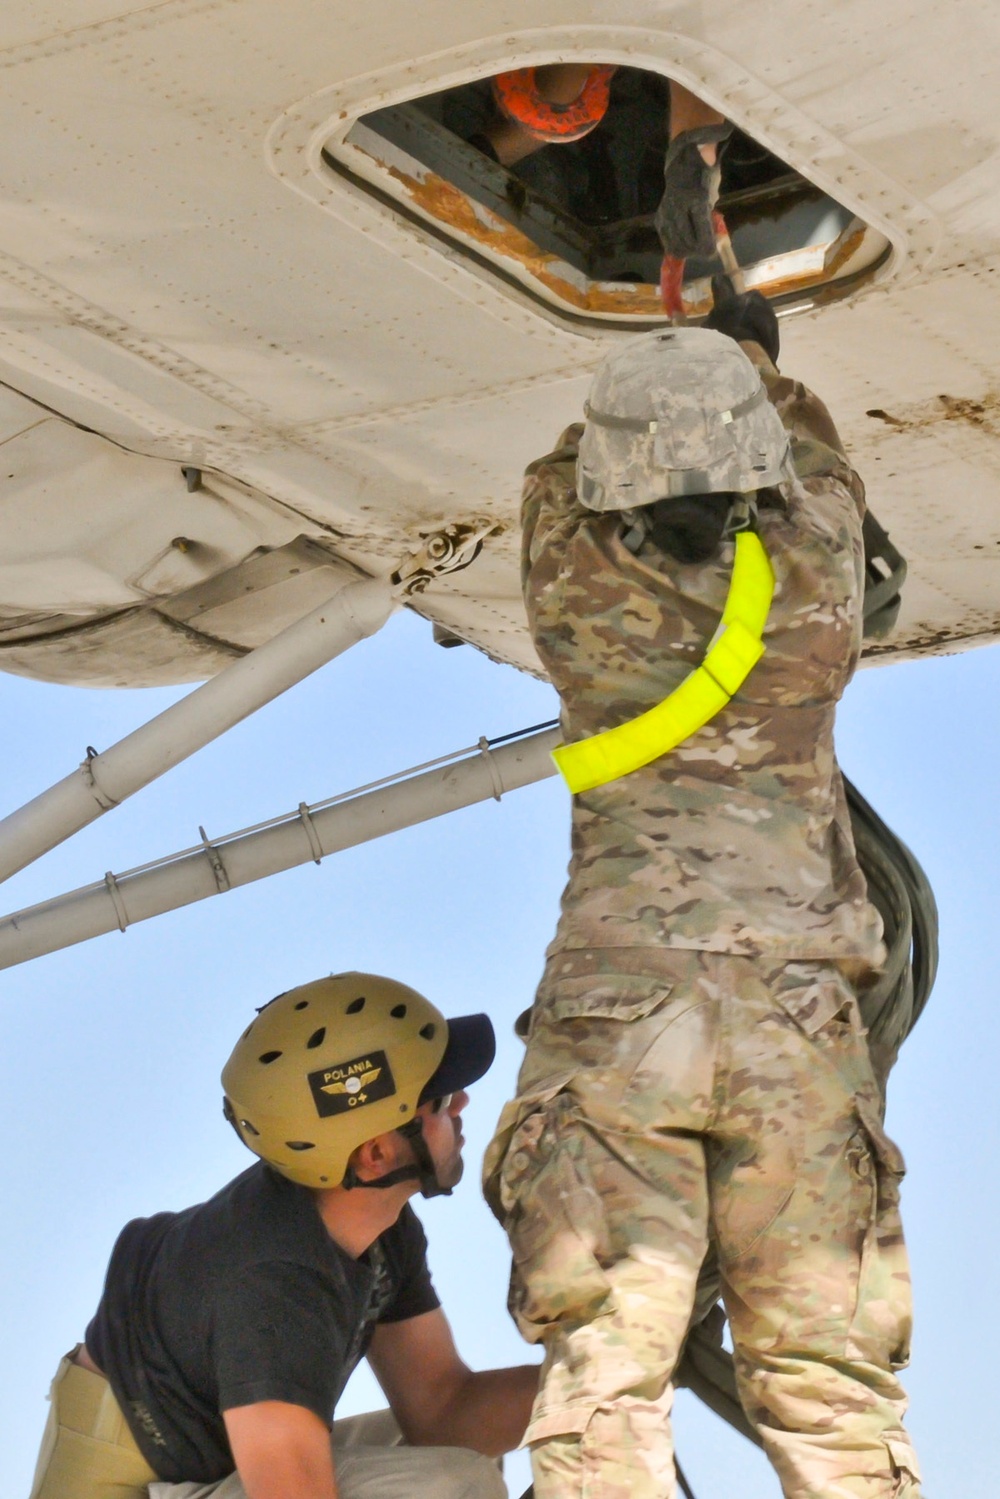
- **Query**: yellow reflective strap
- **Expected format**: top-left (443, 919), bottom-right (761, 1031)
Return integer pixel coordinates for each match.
top-left (721, 528), bottom-right (773, 636)
top-left (552, 668), bottom-right (729, 794)
top-left (552, 531), bottom-right (773, 795)
top-left (702, 616), bottom-right (765, 695)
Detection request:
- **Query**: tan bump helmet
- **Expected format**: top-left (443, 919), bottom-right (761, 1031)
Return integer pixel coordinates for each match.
top-left (222, 973), bottom-right (451, 1189)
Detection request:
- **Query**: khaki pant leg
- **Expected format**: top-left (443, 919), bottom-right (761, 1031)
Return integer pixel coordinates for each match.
top-left (485, 960), bottom-right (720, 1499)
top-left (30, 1353), bottom-right (157, 1499)
top-left (333, 1410), bottom-right (506, 1498)
top-left (709, 960), bottom-right (922, 1499)
top-left (151, 1411), bottom-right (506, 1499)
top-left (331, 1408), bottom-right (403, 1448)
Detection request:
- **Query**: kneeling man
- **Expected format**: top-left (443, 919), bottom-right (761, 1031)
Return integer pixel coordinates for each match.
top-left (31, 972), bottom-right (537, 1499)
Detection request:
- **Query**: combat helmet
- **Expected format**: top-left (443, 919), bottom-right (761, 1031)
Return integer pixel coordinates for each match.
top-left (222, 972), bottom-right (494, 1194)
top-left (577, 326), bottom-right (793, 512)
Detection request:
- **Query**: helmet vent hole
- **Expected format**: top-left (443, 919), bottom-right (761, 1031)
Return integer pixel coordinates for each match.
top-left (258, 1050), bottom-right (282, 1064)
top-left (390, 1003), bottom-right (407, 1018)
top-left (306, 1027), bottom-right (326, 1049)
top-left (241, 1024), bottom-right (254, 1040)
top-left (240, 1119), bottom-right (260, 1136)
top-left (294, 1000), bottom-right (309, 1010)
top-left (346, 996), bottom-right (366, 1014)
top-left (419, 1023), bottom-right (436, 1040)
top-left (285, 1140), bottom-right (315, 1151)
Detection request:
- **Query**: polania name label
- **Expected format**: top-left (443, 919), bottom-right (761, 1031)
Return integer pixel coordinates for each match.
top-left (308, 1049), bottom-right (396, 1116)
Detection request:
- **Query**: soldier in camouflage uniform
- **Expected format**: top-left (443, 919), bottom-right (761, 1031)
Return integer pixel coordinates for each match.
top-left (484, 315), bottom-right (922, 1498)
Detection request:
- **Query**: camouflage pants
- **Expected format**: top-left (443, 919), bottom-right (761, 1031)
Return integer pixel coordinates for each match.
top-left (483, 949), bottom-right (922, 1499)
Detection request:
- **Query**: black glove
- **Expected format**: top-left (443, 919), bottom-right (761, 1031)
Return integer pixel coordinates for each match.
top-left (703, 274), bottom-right (780, 366)
top-left (654, 124), bottom-right (732, 260)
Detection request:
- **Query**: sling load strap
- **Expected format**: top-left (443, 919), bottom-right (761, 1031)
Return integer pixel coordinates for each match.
top-left (492, 67), bottom-right (616, 144)
top-left (551, 530), bottom-right (774, 794)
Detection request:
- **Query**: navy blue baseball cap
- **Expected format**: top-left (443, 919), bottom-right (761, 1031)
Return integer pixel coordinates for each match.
top-left (418, 1013), bottom-right (496, 1103)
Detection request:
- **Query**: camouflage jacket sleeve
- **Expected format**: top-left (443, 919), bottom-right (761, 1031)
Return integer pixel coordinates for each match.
top-left (740, 340), bottom-right (867, 517)
top-left (520, 422), bottom-right (585, 593)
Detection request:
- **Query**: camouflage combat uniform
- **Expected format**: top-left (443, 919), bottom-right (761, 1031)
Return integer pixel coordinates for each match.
top-left (484, 346), bottom-right (922, 1498)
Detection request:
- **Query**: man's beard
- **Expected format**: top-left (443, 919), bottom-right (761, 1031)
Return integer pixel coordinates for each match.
top-left (435, 1144), bottom-right (465, 1191)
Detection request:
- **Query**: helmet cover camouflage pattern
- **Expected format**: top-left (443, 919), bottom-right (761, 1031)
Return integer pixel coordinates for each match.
top-left (577, 327), bottom-right (793, 511)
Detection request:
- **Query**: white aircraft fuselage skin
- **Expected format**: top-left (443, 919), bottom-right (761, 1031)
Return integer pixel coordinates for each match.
top-left (0, 2), bottom-right (997, 688)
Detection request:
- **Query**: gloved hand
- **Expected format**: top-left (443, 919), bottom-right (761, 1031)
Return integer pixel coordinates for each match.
top-left (654, 124), bottom-right (732, 260)
top-left (703, 274), bottom-right (780, 366)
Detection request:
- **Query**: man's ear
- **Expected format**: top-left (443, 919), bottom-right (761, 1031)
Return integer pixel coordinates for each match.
top-left (348, 1129), bottom-right (406, 1183)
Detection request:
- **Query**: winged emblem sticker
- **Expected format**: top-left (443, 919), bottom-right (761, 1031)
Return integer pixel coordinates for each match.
top-left (308, 1050), bottom-right (396, 1116)
top-left (321, 1067), bottom-right (382, 1096)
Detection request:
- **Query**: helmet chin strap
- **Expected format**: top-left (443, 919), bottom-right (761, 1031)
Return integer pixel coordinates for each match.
top-left (341, 1117), bottom-right (452, 1199)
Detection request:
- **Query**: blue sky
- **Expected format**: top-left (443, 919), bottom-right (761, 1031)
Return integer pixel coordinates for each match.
top-left (2, 608), bottom-right (997, 1498)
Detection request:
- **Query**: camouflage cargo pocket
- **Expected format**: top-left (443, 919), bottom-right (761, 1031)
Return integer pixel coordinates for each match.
top-left (771, 964), bottom-right (883, 1105)
top-left (542, 972), bottom-right (674, 1024)
top-left (854, 1091), bottom-right (907, 1188)
top-left (884, 1434), bottom-right (922, 1492)
top-left (846, 1094), bottom-right (911, 1369)
top-left (520, 974), bottom-right (680, 1132)
top-left (490, 1089), bottom-right (612, 1341)
top-left (771, 964), bottom-right (860, 1038)
top-left (482, 1077), bottom-right (573, 1222)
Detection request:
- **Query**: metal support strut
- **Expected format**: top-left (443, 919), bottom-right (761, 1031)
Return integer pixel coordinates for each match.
top-left (0, 516), bottom-right (500, 887)
top-left (0, 723), bottom-right (562, 971)
top-left (0, 577), bottom-right (396, 885)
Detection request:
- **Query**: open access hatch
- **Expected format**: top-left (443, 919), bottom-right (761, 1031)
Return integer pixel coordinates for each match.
top-left (324, 66), bottom-right (891, 324)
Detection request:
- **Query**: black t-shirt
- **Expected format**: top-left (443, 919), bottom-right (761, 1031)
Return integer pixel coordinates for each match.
top-left (85, 1163), bottom-right (439, 1483)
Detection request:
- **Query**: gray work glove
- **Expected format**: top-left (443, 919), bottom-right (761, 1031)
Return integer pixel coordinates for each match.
top-left (654, 123), bottom-right (733, 259)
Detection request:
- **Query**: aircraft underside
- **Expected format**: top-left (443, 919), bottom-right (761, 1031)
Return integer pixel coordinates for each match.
top-left (0, 1), bottom-right (997, 690)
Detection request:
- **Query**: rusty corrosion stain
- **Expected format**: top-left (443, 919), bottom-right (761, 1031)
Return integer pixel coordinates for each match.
top-left (864, 391), bottom-right (1000, 438)
top-left (936, 394), bottom-right (1000, 435)
top-left (376, 155), bottom-right (876, 320)
top-left (865, 408), bottom-right (908, 428)
top-left (384, 160), bottom-right (663, 315)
